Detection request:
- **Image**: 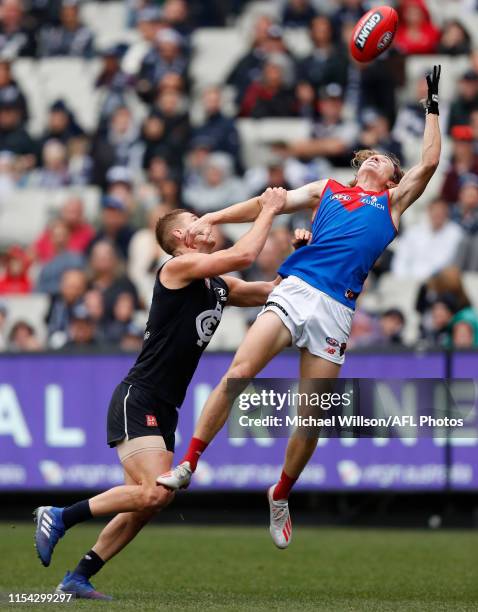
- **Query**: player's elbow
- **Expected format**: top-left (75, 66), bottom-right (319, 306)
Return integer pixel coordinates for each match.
top-left (422, 158), bottom-right (439, 175)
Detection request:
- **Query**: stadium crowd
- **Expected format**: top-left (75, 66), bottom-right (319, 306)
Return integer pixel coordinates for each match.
top-left (1, 0), bottom-right (478, 352)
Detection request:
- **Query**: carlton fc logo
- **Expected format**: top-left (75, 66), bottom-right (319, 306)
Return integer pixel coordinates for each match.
top-left (196, 303), bottom-right (223, 347)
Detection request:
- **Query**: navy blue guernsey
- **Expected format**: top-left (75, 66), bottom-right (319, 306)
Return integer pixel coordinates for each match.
top-left (124, 267), bottom-right (229, 407)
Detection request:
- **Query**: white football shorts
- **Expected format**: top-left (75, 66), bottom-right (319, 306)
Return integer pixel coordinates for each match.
top-left (258, 275), bottom-right (354, 365)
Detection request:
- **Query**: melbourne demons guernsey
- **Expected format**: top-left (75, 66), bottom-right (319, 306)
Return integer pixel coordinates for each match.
top-left (279, 179), bottom-right (397, 309)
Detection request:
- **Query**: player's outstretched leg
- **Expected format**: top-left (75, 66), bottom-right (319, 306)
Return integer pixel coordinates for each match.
top-left (157, 312), bottom-right (292, 490)
top-left (55, 448), bottom-right (174, 600)
top-left (268, 351), bottom-right (341, 549)
top-left (34, 446), bottom-right (174, 568)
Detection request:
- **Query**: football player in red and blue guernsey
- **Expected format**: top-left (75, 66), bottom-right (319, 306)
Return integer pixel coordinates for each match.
top-left (158, 66), bottom-right (442, 548)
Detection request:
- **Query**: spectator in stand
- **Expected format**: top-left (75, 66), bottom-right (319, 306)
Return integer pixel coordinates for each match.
top-left (245, 161), bottom-right (294, 199)
top-left (437, 20), bottom-right (471, 56)
top-left (95, 44), bottom-right (134, 130)
top-left (448, 70), bottom-right (478, 133)
top-left (226, 19), bottom-right (292, 105)
top-left (393, 74), bottom-right (428, 143)
top-left (90, 105), bottom-right (142, 187)
top-left (46, 267), bottom-right (87, 347)
top-left (39, 100), bottom-right (84, 150)
top-left (122, 6), bottom-right (164, 76)
top-left (28, 139), bottom-right (71, 188)
top-left (450, 307), bottom-right (478, 348)
top-left (298, 15), bottom-right (348, 92)
top-left (83, 287), bottom-right (105, 339)
top-left (183, 151), bottom-right (246, 213)
top-left (89, 195), bottom-right (135, 261)
top-left (0, 245), bottom-right (31, 293)
top-left (103, 291), bottom-right (136, 345)
top-left (281, 0), bottom-right (317, 28)
top-left (36, 219), bottom-right (85, 294)
top-left (331, 0), bottom-right (366, 37)
top-left (0, 57), bottom-right (27, 121)
top-left (128, 204), bottom-right (169, 305)
top-left (64, 303), bottom-right (97, 348)
top-left (392, 198), bottom-right (463, 281)
top-left (151, 88), bottom-right (190, 170)
top-left (286, 83), bottom-right (358, 167)
top-left (8, 320), bottom-right (41, 350)
top-left (239, 54), bottom-right (297, 118)
top-left (441, 125), bottom-right (478, 203)
top-left (355, 111), bottom-right (403, 165)
top-left (105, 165), bottom-right (136, 214)
top-left (162, 0), bottom-right (193, 39)
top-left (35, 196), bottom-right (94, 263)
top-left (421, 295), bottom-right (457, 348)
top-left (450, 174), bottom-right (478, 234)
top-left (88, 240), bottom-right (138, 323)
top-left (136, 28), bottom-right (188, 104)
top-left (0, 88), bottom-right (36, 163)
top-left (416, 268), bottom-right (472, 341)
top-left (348, 309), bottom-right (380, 348)
top-left (0, 0), bottom-right (36, 57)
top-left (192, 86), bottom-right (240, 169)
top-left (37, 0), bottom-right (95, 58)
top-left (394, 0), bottom-right (440, 55)
top-left (376, 308), bottom-right (406, 346)
top-left (140, 110), bottom-right (169, 171)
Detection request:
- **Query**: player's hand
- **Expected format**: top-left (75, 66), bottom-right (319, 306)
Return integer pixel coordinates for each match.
top-left (184, 214), bottom-right (213, 248)
top-left (292, 228), bottom-right (312, 249)
top-left (260, 187), bottom-right (287, 215)
top-left (425, 65), bottom-right (440, 115)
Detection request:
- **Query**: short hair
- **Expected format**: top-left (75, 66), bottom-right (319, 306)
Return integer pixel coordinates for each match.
top-left (350, 149), bottom-right (404, 187)
top-left (155, 208), bottom-right (189, 255)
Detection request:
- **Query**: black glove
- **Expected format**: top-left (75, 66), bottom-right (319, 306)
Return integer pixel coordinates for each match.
top-left (425, 65), bottom-right (441, 115)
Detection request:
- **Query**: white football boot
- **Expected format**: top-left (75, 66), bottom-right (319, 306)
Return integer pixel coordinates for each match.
top-left (156, 461), bottom-right (192, 490)
top-left (267, 485), bottom-right (292, 549)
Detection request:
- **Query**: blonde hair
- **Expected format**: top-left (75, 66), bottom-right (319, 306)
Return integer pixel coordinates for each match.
top-left (349, 149), bottom-right (404, 187)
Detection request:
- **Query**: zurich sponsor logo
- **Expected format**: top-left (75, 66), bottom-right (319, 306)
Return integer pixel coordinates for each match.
top-left (360, 194), bottom-right (385, 210)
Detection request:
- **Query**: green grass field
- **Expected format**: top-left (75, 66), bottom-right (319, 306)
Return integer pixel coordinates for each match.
top-left (0, 523), bottom-right (476, 611)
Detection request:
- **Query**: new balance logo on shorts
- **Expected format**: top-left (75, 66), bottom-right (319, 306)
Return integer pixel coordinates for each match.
top-left (146, 415), bottom-right (158, 427)
top-left (265, 301), bottom-right (289, 317)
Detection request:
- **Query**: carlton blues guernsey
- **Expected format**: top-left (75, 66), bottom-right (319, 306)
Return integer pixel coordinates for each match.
top-left (279, 179), bottom-right (397, 309)
top-left (107, 265), bottom-right (229, 450)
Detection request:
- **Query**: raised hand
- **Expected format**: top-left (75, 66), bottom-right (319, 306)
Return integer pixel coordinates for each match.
top-left (425, 65), bottom-right (441, 115)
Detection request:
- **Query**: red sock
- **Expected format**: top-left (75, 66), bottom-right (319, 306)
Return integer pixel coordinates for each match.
top-left (273, 470), bottom-right (297, 501)
top-left (181, 437), bottom-right (208, 472)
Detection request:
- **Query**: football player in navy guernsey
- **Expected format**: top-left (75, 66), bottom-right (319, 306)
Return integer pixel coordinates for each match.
top-left (33, 187), bottom-right (288, 600)
top-left (158, 67), bottom-right (442, 549)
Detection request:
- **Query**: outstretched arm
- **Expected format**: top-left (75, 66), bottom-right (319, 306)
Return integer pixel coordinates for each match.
top-left (184, 180), bottom-right (327, 247)
top-left (161, 188), bottom-right (287, 287)
top-left (390, 66), bottom-right (441, 218)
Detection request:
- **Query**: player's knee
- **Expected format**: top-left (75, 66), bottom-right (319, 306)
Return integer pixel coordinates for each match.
top-left (140, 485), bottom-right (174, 511)
top-left (227, 361), bottom-right (255, 380)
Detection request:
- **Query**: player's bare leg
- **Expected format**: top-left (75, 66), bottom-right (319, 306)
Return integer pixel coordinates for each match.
top-left (55, 449), bottom-right (174, 599)
top-left (157, 311), bottom-right (292, 489)
top-left (268, 350), bottom-right (341, 549)
top-left (92, 450), bottom-right (174, 561)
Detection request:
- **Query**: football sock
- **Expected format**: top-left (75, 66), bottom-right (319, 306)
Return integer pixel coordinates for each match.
top-left (74, 549), bottom-right (105, 580)
top-left (273, 470), bottom-right (297, 501)
top-left (62, 500), bottom-right (93, 530)
top-left (181, 437), bottom-right (209, 472)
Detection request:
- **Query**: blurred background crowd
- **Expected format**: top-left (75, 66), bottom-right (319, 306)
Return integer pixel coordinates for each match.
top-left (1, 0), bottom-right (478, 353)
